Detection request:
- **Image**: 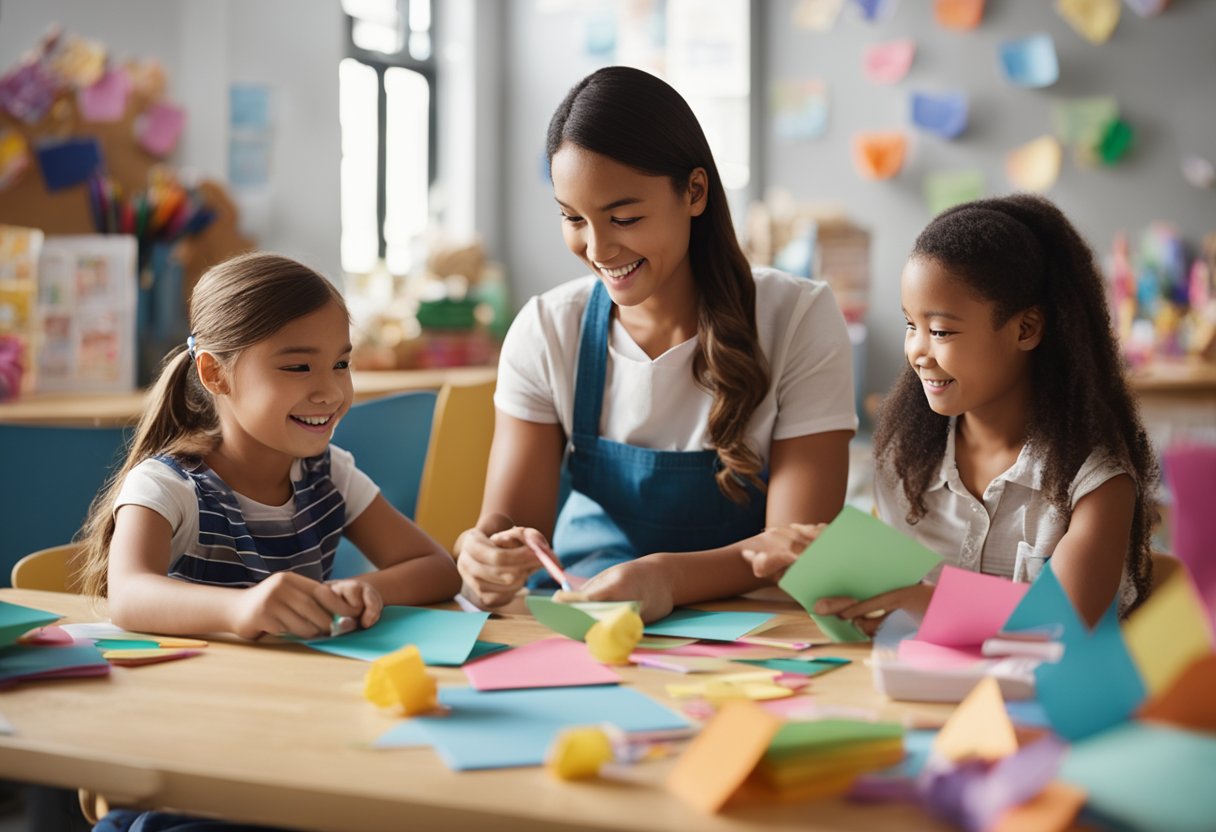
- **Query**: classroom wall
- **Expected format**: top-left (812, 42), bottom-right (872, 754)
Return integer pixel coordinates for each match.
top-left (0, 0), bottom-right (343, 282)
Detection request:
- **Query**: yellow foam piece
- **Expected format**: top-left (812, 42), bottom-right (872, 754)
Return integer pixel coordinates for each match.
top-left (545, 726), bottom-right (614, 780)
top-left (363, 644), bottom-right (437, 715)
top-left (584, 605), bottom-right (643, 665)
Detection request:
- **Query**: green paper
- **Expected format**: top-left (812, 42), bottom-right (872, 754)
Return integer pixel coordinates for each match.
top-left (525, 596), bottom-right (598, 640)
top-left (923, 169), bottom-right (984, 216)
top-left (94, 639), bottom-right (161, 651)
top-left (0, 600), bottom-right (61, 648)
top-left (734, 657), bottom-right (852, 676)
top-left (1051, 96), bottom-right (1118, 145)
top-left (765, 719), bottom-right (904, 762)
top-left (635, 636), bottom-right (699, 650)
top-left (1098, 118), bottom-right (1134, 164)
top-left (777, 506), bottom-right (943, 642)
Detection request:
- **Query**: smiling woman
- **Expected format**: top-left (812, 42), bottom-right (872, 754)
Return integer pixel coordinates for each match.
top-left (452, 67), bottom-right (858, 620)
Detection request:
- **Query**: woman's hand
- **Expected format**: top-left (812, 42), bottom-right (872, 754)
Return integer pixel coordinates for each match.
top-left (741, 522), bottom-right (826, 581)
top-left (813, 583), bottom-right (936, 637)
top-left (457, 526), bottom-right (543, 608)
top-left (558, 558), bottom-right (674, 623)
top-left (229, 572), bottom-right (363, 640)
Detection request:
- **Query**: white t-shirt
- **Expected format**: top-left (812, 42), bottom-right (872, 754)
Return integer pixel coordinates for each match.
top-left (494, 268), bottom-right (858, 462)
top-left (114, 445), bottom-right (379, 562)
top-left (874, 417), bottom-right (1138, 611)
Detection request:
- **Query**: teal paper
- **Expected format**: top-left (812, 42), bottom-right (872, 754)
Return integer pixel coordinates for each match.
top-left (376, 686), bottom-right (690, 769)
top-left (94, 639), bottom-right (161, 651)
top-left (465, 640), bottom-right (510, 662)
top-left (1000, 561), bottom-right (1085, 642)
top-left (0, 643), bottom-right (108, 684)
top-left (1061, 722), bottom-right (1216, 832)
top-left (642, 608), bottom-right (775, 642)
top-left (734, 657), bottom-right (851, 676)
top-left (0, 600), bottom-right (60, 648)
top-left (301, 606), bottom-right (489, 665)
top-left (777, 506), bottom-right (942, 642)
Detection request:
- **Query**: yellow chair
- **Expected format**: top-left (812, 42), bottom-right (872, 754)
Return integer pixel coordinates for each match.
top-left (10, 543), bottom-right (85, 593)
top-left (414, 378), bottom-right (497, 553)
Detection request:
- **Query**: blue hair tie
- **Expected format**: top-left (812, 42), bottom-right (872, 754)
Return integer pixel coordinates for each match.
top-left (186, 334), bottom-right (197, 359)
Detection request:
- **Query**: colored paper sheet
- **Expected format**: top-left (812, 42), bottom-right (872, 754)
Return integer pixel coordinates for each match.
top-left (78, 68), bottom-right (130, 122)
top-left (667, 700), bottom-right (782, 813)
top-left (1096, 118), bottom-right (1134, 165)
top-left (466, 640), bottom-right (510, 661)
top-left (1139, 653), bottom-right (1216, 733)
top-left (0, 61), bottom-right (57, 124)
top-left (643, 609), bottom-right (775, 642)
top-left (1001, 561), bottom-right (1086, 643)
top-left (0, 600), bottom-right (60, 648)
top-left (1004, 698), bottom-right (1053, 729)
top-left (1122, 571), bottom-right (1214, 696)
top-left (934, 0), bottom-right (985, 29)
top-left (94, 639), bottom-right (161, 651)
top-left (792, 0), bottom-right (844, 31)
top-left (135, 102), bottom-right (185, 157)
top-left (853, 0), bottom-right (897, 24)
top-left (934, 677), bottom-right (1019, 762)
top-left (382, 686), bottom-right (690, 770)
top-left (897, 638), bottom-right (986, 668)
top-left (910, 91), bottom-right (969, 139)
top-left (863, 39), bottom-right (915, 84)
top-left (0, 643), bottom-right (109, 686)
top-left (0, 129), bottom-right (30, 190)
top-left (1060, 722), bottom-right (1216, 832)
top-left (17, 626), bottom-right (73, 646)
top-left (734, 657), bottom-right (851, 676)
top-left (631, 654), bottom-right (734, 673)
top-left (635, 641), bottom-right (768, 659)
top-left (851, 132), bottom-right (907, 181)
top-left (1051, 96), bottom-right (1118, 145)
top-left (766, 718), bottom-right (903, 762)
top-left (525, 596), bottom-right (596, 640)
top-left (34, 137), bottom-right (104, 191)
top-left (301, 606), bottom-right (489, 665)
top-left (998, 34), bottom-right (1059, 88)
top-left (1165, 445), bottom-right (1216, 611)
top-left (1034, 604), bottom-right (1145, 741)
top-left (924, 169), bottom-right (984, 216)
top-left (1056, 0), bottom-right (1121, 44)
top-left (771, 79), bottom-right (829, 141)
top-left (636, 636), bottom-right (698, 650)
top-left (918, 566), bottom-right (1030, 647)
top-left (760, 695), bottom-right (820, 720)
top-left (463, 637), bottom-right (619, 691)
top-left (778, 506), bottom-right (942, 642)
top-left (1124, 0), bottom-right (1168, 17)
top-left (958, 737), bottom-right (1069, 832)
top-left (990, 781), bottom-right (1087, 832)
top-left (1006, 136), bottom-right (1062, 192)
top-left (103, 648), bottom-right (202, 666)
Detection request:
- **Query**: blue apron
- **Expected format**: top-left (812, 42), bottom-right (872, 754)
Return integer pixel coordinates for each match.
top-left (544, 280), bottom-right (766, 583)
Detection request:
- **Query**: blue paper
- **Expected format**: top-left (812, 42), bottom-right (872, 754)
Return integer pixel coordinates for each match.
top-left (998, 34), bottom-right (1059, 88)
top-left (0, 599), bottom-right (60, 648)
top-left (642, 608), bottom-right (775, 642)
top-left (0, 643), bottom-right (108, 684)
top-left (910, 91), bottom-right (969, 140)
top-left (35, 137), bottom-right (104, 191)
top-left (1000, 561), bottom-right (1086, 643)
top-left (1061, 722), bottom-right (1216, 832)
top-left (1004, 699), bottom-right (1053, 730)
top-left (301, 606), bottom-right (489, 665)
top-left (379, 686), bottom-right (690, 770)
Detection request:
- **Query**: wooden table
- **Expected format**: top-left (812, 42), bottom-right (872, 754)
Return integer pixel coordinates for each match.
top-left (0, 366), bottom-right (498, 427)
top-left (0, 589), bottom-right (955, 832)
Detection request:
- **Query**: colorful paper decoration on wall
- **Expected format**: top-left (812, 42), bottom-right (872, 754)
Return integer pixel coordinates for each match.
top-left (910, 91), bottom-right (969, 139)
top-left (851, 132), bottom-right (907, 181)
top-left (997, 34), bottom-right (1059, 88)
top-left (1006, 136), bottom-right (1062, 192)
top-left (772, 79), bottom-right (829, 140)
top-left (1056, 0), bottom-right (1122, 44)
top-left (934, 0), bottom-right (986, 30)
top-left (792, 0), bottom-right (844, 31)
top-left (863, 39), bottom-right (916, 85)
top-left (924, 169), bottom-right (984, 215)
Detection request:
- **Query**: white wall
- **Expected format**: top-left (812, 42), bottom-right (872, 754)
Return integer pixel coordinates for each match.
top-left (0, 0), bottom-right (343, 282)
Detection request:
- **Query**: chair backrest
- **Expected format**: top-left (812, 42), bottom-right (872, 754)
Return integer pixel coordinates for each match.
top-left (0, 424), bottom-right (130, 587)
top-left (11, 543), bottom-right (85, 593)
top-left (414, 379), bottom-right (497, 553)
top-left (329, 389), bottom-right (438, 578)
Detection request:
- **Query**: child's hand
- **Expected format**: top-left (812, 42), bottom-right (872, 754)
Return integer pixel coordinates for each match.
top-left (741, 523), bottom-right (826, 581)
top-left (557, 559), bottom-right (674, 623)
top-left (813, 583), bottom-right (936, 637)
top-left (326, 578), bottom-right (384, 629)
top-left (230, 571), bottom-right (363, 640)
top-left (457, 526), bottom-right (543, 608)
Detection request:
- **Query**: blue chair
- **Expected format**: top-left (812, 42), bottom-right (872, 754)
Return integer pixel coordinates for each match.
top-left (329, 390), bottom-right (438, 578)
top-left (0, 424), bottom-right (131, 585)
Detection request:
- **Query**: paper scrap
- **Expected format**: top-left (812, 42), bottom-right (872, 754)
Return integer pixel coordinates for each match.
top-left (667, 700), bottom-right (782, 813)
top-left (934, 677), bottom-right (1019, 762)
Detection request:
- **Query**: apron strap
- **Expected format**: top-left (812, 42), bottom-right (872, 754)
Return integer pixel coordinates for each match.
top-left (571, 280), bottom-right (612, 440)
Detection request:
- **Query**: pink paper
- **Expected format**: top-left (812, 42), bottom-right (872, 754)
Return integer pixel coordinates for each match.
top-left (863, 39), bottom-right (916, 84)
top-left (135, 102), bottom-right (185, 156)
top-left (78, 68), bottom-right (130, 122)
top-left (897, 638), bottom-right (986, 669)
top-left (635, 641), bottom-right (769, 659)
top-left (17, 625), bottom-right (74, 646)
top-left (917, 566), bottom-right (1029, 647)
top-left (1165, 445), bottom-right (1216, 611)
top-left (760, 694), bottom-right (819, 719)
top-left (463, 637), bottom-right (620, 691)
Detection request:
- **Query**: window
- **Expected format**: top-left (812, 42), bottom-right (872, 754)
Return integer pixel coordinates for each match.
top-left (339, 0), bottom-right (436, 275)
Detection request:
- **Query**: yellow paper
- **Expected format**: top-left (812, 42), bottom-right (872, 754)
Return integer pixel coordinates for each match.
top-left (933, 677), bottom-right (1018, 762)
top-left (1055, 0), bottom-right (1121, 44)
top-left (154, 637), bottom-right (209, 648)
top-left (666, 670), bottom-right (780, 698)
top-left (1006, 136), bottom-right (1062, 192)
top-left (1122, 570), bottom-right (1215, 697)
top-left (1139, 653), bottom-right (1216, 733)
top-left (667, 700), bottom-right (782, 813)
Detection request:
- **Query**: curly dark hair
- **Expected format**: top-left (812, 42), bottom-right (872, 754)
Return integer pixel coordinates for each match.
top-left (545, 66), bottom-right (769, 503)
top-left (873, 194), bottom-right (1157, 607)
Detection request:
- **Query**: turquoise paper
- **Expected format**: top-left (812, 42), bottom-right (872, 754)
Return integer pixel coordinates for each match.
top-left (301, 606), bottom-right (489, 665)
top-left (642, 608), bottom-right (775, 642)
top-left (0, 643), bottom-right (108, 684)
top-left (734, 657), bottom-right (851, 676)
top-left (0, 600), bottom-right (60, 648)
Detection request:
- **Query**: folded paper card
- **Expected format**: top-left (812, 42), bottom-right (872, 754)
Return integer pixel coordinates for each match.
top-left (301, 606), bottom-right (489, 665)
top-left (0, 600), bottom-right (60, 648)
top-left (778, 506), bottom-right (942, 642)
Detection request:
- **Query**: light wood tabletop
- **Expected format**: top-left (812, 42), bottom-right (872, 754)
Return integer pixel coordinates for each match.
top-left (0, 366), bottom-right (498, 427)
top-left (0, 588), bottom-right (956, 832)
